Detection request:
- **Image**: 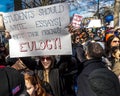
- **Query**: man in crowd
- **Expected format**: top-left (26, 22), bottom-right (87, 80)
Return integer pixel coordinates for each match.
top-left (77, 42), bottom-right (120, 96)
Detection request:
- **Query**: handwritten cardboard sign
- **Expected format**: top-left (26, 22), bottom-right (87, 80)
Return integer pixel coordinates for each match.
top-left (72, 14), bottom-right (83, 28)
top-left (3, 3), bottom-right (72, 57)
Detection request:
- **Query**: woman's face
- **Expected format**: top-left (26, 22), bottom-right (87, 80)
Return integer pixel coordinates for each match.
top-left (25, 80), bottom-right (36, 96)
top-left (111, 37), bottom-right (120, 47)
top-left (40, 56), bottom-right (52, 69)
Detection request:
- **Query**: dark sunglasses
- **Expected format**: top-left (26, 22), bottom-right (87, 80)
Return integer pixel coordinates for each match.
top-left (41, 57), bottom-right (51, 61)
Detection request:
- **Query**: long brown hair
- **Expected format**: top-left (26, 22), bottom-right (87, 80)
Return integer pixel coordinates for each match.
top-left (23, 70), bottom-right (47, 96)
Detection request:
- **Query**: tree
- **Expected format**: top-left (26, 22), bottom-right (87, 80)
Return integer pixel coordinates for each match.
top-left (14, 0), bottom-right (66, 10)
top-left (114, 0), bottom-right (120, 28)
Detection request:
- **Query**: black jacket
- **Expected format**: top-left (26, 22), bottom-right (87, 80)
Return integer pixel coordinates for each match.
top-left (77, 59), bottom-right (107, 96)
top-left (38, 65), bottom-right (65, 96)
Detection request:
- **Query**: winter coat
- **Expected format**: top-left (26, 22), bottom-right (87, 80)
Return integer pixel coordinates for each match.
top-left (77, 59), bottom-right (107, 96)
top-left (56, 55), bottom-right (78, 96)
top-left (38, 59), bottom-right (65, 96)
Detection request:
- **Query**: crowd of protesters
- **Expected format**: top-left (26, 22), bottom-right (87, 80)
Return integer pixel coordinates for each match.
top-left (0, 22), bottom-right (120, 96)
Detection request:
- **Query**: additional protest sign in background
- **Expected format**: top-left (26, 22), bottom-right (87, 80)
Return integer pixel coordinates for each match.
top-left (3, 3), bottom-right (72, 57)
top-left (72, 14), bottom-right (83, 28)
top-left (108, 21), bottom-right (114, 27)
top-left (87, 19), bottom-right (102, 28)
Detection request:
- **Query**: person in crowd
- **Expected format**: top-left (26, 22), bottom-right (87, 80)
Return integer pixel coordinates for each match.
top-left (79, 29), bottom-right (89, 45)
top-left (37, 55), bottom-right (65, 96)
top-left (22, 69), bottom-right (50, 96)
top-left (93, 35), bottom-right (101, 42)
top-left (109, 46), bottom-right (120, 64)
top-left (72, 34), bottom-right (85, 59)
top-left (114, 26), bottom-right (120, 37)
top-left (38, 54), bottom-right (78, 96)
top-left (67, 23), bottom-right (76, 34)
top-left (109, 46), bottom-right (120, 77)
top-left (71, 33), bottom-right (86, 66)
top-left (0, 66), bottom-right (29, 96)
top-left (105, 34), bottom-right (120, 58)
top-left (73, 34), bottom-right (81, 44)
top-left (76, 42), bottom-right (120, 96)
top-left (88, 68), bottom-right (120, 96)
top-left (56, 55), bottom-right (78, 96)
top-left (0, 42), bottom-right (30, 96)
top-left (88, 31), bottom-right (94, 40)
top-left (104, 34), bottom-right (120, 69)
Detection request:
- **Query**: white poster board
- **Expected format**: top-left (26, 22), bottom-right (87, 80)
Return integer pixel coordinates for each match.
top-left (109, 21), bottom-right (114, 27)
top-left (3, 3), bottom-right (72, 57)
top-left (87, 19), bottom-right (101, 28)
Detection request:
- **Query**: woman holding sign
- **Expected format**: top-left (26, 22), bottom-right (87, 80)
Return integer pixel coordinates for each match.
top-left (37, 55), bottom-right (66, 96)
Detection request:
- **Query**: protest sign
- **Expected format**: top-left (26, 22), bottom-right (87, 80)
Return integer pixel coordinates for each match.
top-left (3, 3), bottom-right (72, 57)
top-left (72, 14), bottom-right (83, 28)
top-left (87, 19), bottom-right (101, 28)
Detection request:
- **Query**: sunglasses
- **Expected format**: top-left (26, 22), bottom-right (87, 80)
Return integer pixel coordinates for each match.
top-left (112, 40), bottom-right (120, 43)
top-left (41, 57), bottom-right (51, 61)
